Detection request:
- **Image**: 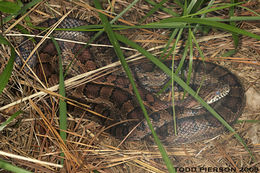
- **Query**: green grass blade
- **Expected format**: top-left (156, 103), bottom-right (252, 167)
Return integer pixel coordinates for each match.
top-left (147, 17), bottom-right (260, 40)
top-left (187, 28), bottom-right (194, 85)
top-left (185, 0), bottom-right (197, 15)
top-left (51, 37), bottom-right (67, 165)
top-left (190, 0), bottom-right (207, 13)
top-left (191, 31), bottom-right (205, 59)
top-left (0, 36), bottom-right (15, 95)
top-left (94, 0), bottom-right (176, 172)
top-left (145, 0), bottom-right (180, 17)
top-left (228, 0), bottom-right (239, 56)
top-left (0, 111), bottom-right (22, 131)
top-left (203, 16), bottom-right (260, 22)
top-left (139, 0), bottom-right (168, 23)
top-left (183, 2), bottom-right (244, 18)
top-left (222, 49), bottom-right (237, 57)
top-left (171, 61), bottom-right (177, 137)
top-left (158, 29), bottom-right (179, 60)
top-left (0, 159), bottom-right (32, 173)
top-left (238, 5), bottom-right (260, 16)
top-left (0, 1), bottom-right (21, 14)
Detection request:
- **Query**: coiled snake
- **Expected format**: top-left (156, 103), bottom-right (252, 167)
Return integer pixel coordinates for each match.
top-left (16, 18), bottom-right (245, 144)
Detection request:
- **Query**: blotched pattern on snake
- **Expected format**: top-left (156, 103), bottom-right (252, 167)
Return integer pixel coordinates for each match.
top-left (16, 18), bottom-right (245, 144)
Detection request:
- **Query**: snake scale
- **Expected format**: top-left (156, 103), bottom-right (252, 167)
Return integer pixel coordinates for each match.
top-left (16, 18), bottom-right (245, 144)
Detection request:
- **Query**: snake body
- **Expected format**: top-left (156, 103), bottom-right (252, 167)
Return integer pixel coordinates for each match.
top-left (16, 18), bottom-right (246, 144)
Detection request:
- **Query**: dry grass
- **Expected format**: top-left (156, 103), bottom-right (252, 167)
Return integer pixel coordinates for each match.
top-left (0, 0), bottom-right (259, 172)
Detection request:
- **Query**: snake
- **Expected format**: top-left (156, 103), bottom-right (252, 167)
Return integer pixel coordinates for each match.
top-left (15, 18), bottom-right (246, 145)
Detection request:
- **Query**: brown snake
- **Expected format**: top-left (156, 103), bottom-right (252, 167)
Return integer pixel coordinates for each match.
top-left (16, 18), bottom-right (246, 144)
